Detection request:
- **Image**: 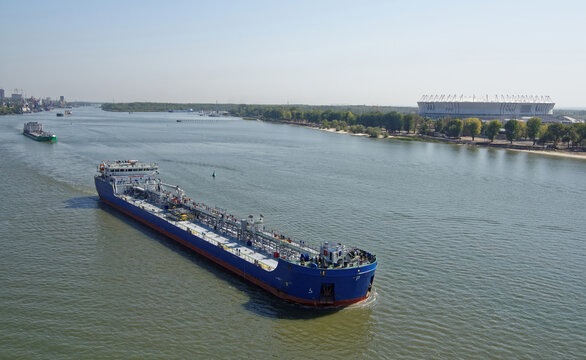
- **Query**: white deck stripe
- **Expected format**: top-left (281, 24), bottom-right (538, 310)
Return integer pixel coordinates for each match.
top-left (127, 197), bottom-right (279, 270)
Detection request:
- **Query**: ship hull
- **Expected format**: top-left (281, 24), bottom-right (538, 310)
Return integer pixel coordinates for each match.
top-left (95, 176), bottom-right (376, 307)
top-left (23, 132), bottom-right (57, 142)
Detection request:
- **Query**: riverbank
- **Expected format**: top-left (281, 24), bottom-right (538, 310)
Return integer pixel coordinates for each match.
top-left (505, 148), bottom-right (586, 159)
top-left (390, 133), bottom-right (586, 160)
top-left (269, 120), bottom-right (586, 160)
top-left (320, 127), bottom-right (369, 137)
top-left (419, 135), bottom-right (586, 160)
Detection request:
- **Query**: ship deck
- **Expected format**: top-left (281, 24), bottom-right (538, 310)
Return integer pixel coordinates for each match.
top-left (122, 196), bottom-right (279, 270)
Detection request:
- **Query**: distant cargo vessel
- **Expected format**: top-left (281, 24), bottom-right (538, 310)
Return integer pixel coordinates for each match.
top-left (23, 122), bottom-right (57, 142)
top-left (95, 160), bottom-right (377, 307)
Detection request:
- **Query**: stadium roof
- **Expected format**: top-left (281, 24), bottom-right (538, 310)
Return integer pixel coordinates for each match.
top-left (419, 95), bottom-right (554, 103)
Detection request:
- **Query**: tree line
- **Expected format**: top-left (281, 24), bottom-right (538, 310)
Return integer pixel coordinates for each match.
top-left (101, 102), bottom-right (416, 114)
top-left (234, 105), bottom-right (419, 136)
top-left (497, 118), bottom-right (586, 149)
top-left (101, 102), bottom-right (225, 112)
top-left (436, 117), bottom-right (586, 149)
top-left (236, 105), bottom-right (586, 148)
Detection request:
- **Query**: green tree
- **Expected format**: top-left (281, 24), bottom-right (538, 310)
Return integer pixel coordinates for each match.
top-left (290, 109), bottom-right (301, 121)
top-left (350, 124), bottom-right (365, 134)
top-left (366, 127), bottom-right (381, 138)
top-left (575, 123), bottom-right (586, 148)
top-left (305, 110), bottom-right (320, 123)
top-left (446, 119), bottom-right (464, 138)
top-left (518, 120), bottom-right (527, 139)
top-left (419, 120), bottom-right (430, 136)
top-left (412, 114), bottom-right (423, 132)
top-left (526, 117), bottom-right (541, 145)
top-left (480, 121), bottom-right (488, 136)
top-left (569, 125), bottom-right (580, 148)
top-left (546, 123), bottom-right (566, 148)
top-left (281, 110), bottom-right (292, 120)
top-left (345, 111), bottom-right (356, 124)
top-left (486, 120), bottom-right (502, 142)
top-left (504, 119), bottom-right (520, 144)
top-left (463, 118), bottom-right (482, 141)
top-left (562, 128), bottom-right (574, 148)
top-left (403, 114), bottom-right (415, 133)
top-left (434, 118), bottom-right (445, 133)
top-left (538, 124), bottom-right (553, 146)
top-left (384, 112), bottom-right (403, 133)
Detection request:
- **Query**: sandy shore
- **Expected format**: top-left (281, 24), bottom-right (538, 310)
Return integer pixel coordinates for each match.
top-left (317, 126), bottom-right (586, 160)
top-left (320, 128), bottom-right (369, 137)
top-left (504, 148), bottom-right (586, 160)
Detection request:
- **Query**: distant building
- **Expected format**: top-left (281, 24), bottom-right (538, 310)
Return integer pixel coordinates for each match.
top-left (417, 95), bottom-right (555, 120)
top-left (0, 88), bottom-right (4, 99)
top-left (11, 93), bottom-right (23, 101)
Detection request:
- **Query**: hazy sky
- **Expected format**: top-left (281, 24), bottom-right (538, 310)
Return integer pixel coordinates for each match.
top-left (1, 0), bottom-right (584, 107)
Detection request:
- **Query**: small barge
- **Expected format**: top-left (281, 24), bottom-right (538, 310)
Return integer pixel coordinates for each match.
top-left (23, 122), bottom-right (57, 142)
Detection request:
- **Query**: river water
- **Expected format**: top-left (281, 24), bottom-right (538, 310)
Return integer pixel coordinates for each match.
top-left (1, 107), bottom-right (584, 359)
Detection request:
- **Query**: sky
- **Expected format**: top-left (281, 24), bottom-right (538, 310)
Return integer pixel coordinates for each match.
top-left (1, 0), bottom-right (585, 107)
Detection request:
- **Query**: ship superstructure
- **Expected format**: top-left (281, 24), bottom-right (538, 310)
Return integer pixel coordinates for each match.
top-left (95, 160), bottom-right (377, 307)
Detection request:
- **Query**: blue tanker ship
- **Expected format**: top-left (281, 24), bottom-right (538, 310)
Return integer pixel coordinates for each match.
top-left (95, 160), bottom-right (377, 307)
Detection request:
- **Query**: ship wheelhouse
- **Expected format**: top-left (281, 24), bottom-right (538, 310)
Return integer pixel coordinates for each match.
top-left (99, 160), bottom-right (159, 177)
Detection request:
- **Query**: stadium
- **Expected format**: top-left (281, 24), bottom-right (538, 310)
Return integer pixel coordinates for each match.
top-left (417, 95), bottom-right (555, 120)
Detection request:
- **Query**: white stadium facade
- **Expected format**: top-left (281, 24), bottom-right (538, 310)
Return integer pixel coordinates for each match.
top-left (417, 95), bottom-right (555, 120)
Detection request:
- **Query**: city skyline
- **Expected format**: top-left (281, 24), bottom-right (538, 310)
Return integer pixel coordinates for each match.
top-left (1, 0), bottom-right (585, 107)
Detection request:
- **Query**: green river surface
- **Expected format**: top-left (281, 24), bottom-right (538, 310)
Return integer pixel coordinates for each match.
top-left (1, 107), bottom-right (584, 359)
